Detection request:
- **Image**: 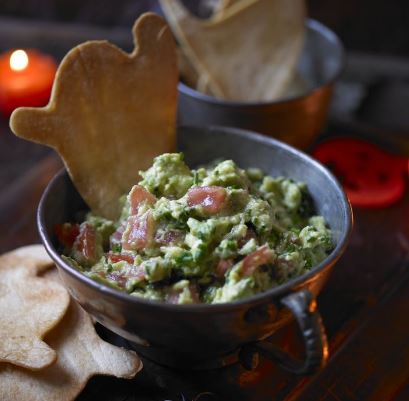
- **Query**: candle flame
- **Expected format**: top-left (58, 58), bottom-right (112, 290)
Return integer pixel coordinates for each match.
top-left (10, 50), bottom-right (29, 71)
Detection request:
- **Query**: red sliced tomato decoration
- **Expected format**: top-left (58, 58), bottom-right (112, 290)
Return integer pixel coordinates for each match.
top-left (312, 137), bottom-right (407, 208)
top-left (55, 223), bottom-right (80, 249)
top-left (187, 186), bottom-right (227, 214)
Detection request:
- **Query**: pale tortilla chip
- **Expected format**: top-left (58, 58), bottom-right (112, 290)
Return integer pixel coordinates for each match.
top-left (212, 0), bottom-right (242, 21)
top-left (10, 13), bottom-right (178, 220)
top-left (177, 0), bottom-right (240, 95)
top-left (177, 0), bottom-right (246, 96)
top-left (178, 47), bottom-right (199, 88)
top-left (0, 245), bottom-right (69, 370)
top-left (0, 271), bottom-right (142, 401)
top-left (160, 0), bottom-right (305, 101)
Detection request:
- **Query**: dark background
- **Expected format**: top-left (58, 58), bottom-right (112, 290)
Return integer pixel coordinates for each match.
top-left (0, 0), bottom-right (408, 57)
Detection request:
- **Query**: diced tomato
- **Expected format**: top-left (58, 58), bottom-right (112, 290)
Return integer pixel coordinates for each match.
top-left (238, 227), bottom-right (258, 247)
top-left (242, 245), bottom-right (274, 276)
top-left (122, 211), bottom-right (155, 251)
top-left (106, 251), bottom-right (134, 264)
top-left (110, 223), bottom-right (126, 248)
top-left (99, 264), bottom-right (145, 289)
top-left (313, 137), bottom-right (407, 208)
top-left (129, 185), bottom-right (156, 215)
top-left (106, 265), bottom-right (145, 288)
top-left (73, 223), bottom-right (97, 264)
top-left (106, 272), bottom-right (128, 288)
top-left (127, 264), bottom-right (146, 280)
top-left (187, 186), bottom-right (227, 214)
top-left (166, 292), bottom-right (180, 304)
top-left (155, 229), bottom-right (185, 245)
top-left (55, 223), bottom-right (80, 249)
top-left (165, 284), bottom-right (200, 304)
top-left (189, 284), bottom-right (201, 303)
top-left (215, 258), bottom-right (234, 278)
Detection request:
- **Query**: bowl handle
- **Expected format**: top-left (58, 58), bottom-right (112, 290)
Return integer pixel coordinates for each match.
top-left (240, 289), bottom-right (328, 375)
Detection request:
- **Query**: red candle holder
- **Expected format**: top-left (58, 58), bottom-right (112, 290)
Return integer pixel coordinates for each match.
top-left (0, 49), bottom-right (57, 117)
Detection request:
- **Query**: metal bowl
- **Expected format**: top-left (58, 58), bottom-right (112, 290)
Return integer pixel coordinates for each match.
top-left (38, 125), bottom-right (352, 373)
top-left (178, 20), bottom-right (345, 150)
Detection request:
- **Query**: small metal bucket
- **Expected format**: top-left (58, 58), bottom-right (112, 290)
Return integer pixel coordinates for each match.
top-left (177, 19), bottom-right (345, 150)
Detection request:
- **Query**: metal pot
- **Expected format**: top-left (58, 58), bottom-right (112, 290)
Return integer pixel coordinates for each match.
top-left (177, 20), bottom-right (345, 150)
top-left (38, 125), bottom-right (352, 374)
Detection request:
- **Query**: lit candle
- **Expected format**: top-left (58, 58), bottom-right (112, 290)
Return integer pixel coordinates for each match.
top-left (0, 49), bottom-right (57, 116)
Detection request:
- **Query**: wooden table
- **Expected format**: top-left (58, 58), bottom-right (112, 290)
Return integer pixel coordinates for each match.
top-left (1, 112), bottom-right (408, 400)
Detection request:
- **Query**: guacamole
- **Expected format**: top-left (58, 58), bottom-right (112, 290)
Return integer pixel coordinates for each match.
top-left (57, 153), bottom-right (333, 304)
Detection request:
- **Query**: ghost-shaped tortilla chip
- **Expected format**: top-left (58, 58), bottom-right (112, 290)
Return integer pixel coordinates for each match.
top-left (0, 285), bottom-right (142, 401)
top-left (10, 13), bottom-right (178, 220)
top-left (0, 245), bottom-right (70, 370)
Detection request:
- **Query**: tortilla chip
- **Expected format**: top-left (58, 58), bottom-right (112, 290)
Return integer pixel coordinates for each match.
top-left (10, 13), bottom-right (178, 220)
top-left (160, 0), bottom-right (305, 101)
top-left (177, 0), bottom-right (239, 95)
top-left (178, 1), bottom-right (241, 94)
top-left (212, 0), bottom-right (241, 21)
top-left (0, 285), bottom-right (142, 401)
top-left (178, 47), bottom-right (198, 86)
top-left (0, 245), bottom-right (69, 370)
